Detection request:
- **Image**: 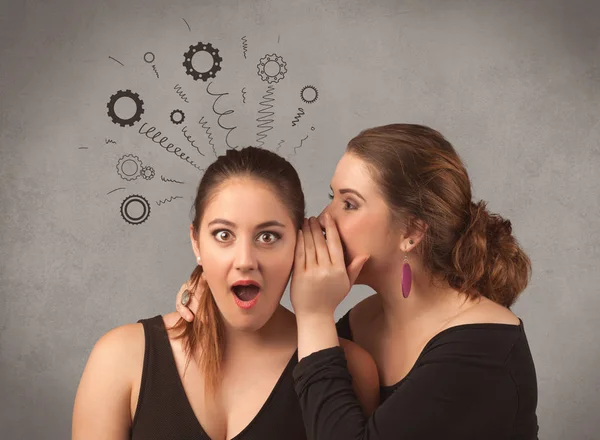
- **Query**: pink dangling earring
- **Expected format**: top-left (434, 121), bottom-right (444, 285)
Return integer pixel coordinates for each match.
top-left (402, 240), bottom-right (414, 298)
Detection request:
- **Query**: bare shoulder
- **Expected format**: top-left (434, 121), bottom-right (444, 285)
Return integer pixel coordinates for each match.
top-left (451, 296), bottom-right (520, 327)
top-left (89, 323), bottom-right (146, 373)
top-left (338, 338), bottom-right (380, 415)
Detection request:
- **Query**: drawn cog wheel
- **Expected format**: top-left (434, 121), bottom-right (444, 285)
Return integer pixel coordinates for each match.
top-left (300, 85), bottom-right (319, 104)
top-left (141, 166), bottom-right (155, 180)
top-left (107, 90), bottom-right (145, 127)
top-left (257, 54), bottom-right (287, 84)
top-left (183, 42), bottom-right (223, 81)
top-left (170, 109), bottom-right (185, 125)
top-left (116, 154), bottom-right (143, 181)
top-left (120, 194), bottom-right (151, 225)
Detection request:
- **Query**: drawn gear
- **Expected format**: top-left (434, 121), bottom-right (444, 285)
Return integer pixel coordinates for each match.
top-left (170, 109), bottom-right (185, 125)
top-left (116, 154), bottom-right (143, 181)
top-left (257, 54), bottom-right (287, 84)
top-left (183, 42), bottom-right (222, 81)
top-left (120, 194), bottom-right (151, 225)
top-left (300, 85), bottom-right (319, 104)
top-left (141, 166), bottom-right (155, 180)
top-left (107, 90), bottom-right (145, 127)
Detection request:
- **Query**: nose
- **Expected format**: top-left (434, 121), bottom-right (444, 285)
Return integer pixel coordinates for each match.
top-left (317, 205), bottom-right (330, 230)
top-left (234, 239), bottom-right (258, 272)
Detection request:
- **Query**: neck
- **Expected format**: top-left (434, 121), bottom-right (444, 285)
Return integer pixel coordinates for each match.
top-left (368, 261), bottom-right (468, 331)
top-left (223, 305), bottom-right (296, 354)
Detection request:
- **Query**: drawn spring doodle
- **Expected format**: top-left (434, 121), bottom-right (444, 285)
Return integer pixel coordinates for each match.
top-left (116, 154), bottom-right (143, 181)
top-left (120, 195), bottom-right (151, 225)
top-left (174, 84), bottom-right (189, 103)
top-left (107, 90), bottom-right (145, 127)
top-left (143, 52), bottom-right (159, 78)
top-left (141, 166), bottom-right (155, 180)
top-left (170, 109), bottom-right (185, 125)
top-left (138, 122), bottom-right (204, 172)
top-left (256, 85), bottom-right (275, 148)
top-left (241, 36), bottom-right (248, 59)
top-left (183, 42), bottom-right (222, 82)
top-left (241, 87), bottom-right (247, 104)
top-left (105, 138), bottom-right (116, 145)
top-left (199, 116), bottom-right (217, 158)
top-left (257, 54), bottom-right (287, 84)
top-left (156, 196), bottom-right (183, 206)
top-left (161, 175), bottom-right (185, 184)
top-left (206, 82), bottom-right (238, 150)
top-left (277, 140), bottom-right (285, 152)
top-left (292, 108), bottom-right (305, 126)
top-left (300, 85), bottom-right (318, 104)
top-left (181, 125), bottom-right (205, 157)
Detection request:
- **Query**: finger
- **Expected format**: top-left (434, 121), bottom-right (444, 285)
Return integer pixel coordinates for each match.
top-left (347, 255), bottom-right (370, 286)
top-left (294, 229), bottom-right (306, 270)
top-left (302, 218), bottom-right (317, 268)
top-left (322, 213), bottom-right (345, 266)
top-left (309, 216), bottom-right (331, 265)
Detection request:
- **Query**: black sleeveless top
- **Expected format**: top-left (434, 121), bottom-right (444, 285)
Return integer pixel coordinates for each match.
top-left (131, 316), bottom-right (307, 440)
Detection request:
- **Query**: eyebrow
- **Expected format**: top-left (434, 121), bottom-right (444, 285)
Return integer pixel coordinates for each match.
top-left (207, 219), bottom-right (286, 229)
top-left (330, 185), bottom-right (366, 202)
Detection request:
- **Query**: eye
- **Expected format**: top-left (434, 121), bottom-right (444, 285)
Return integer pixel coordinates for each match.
top-left (343, 200), bottom-right (357, 210)
top-left (328, 192), bottom-right (334, 200)
top-left (213, 230), bottom-right (233, 242)
top-left (257, 231), bottom-right (280, 244)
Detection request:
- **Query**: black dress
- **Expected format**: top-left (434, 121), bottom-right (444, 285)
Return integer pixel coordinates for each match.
top-left (131, 316), bottom-right (307, 440)
top-left (293, 309), bottom-right (539, 439)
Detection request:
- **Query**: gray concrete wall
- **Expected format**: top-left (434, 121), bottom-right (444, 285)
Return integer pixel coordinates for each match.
top-left (1, 0), bottom-right (598, 438)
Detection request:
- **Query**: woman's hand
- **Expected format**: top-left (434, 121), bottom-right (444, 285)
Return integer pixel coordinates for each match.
top-left (290, 214), bottom-right (369, 318)
top-left (175, 281), bottom-right (200, 322)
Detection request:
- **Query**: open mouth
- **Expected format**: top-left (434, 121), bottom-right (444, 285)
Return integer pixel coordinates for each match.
top-left (231, 284), bottom-right (260, 302)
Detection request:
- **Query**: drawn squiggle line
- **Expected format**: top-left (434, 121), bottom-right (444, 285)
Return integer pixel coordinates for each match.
top-left (277, 140), bottom-right (285, 152)
top-left (181, 125), bottom-right (205, 156)
top-left (161, 175), bottom-right (185, 184)
top-left (105, 138), bottom-right (116, 144)
top-left (241, 36), bottom-right (248, 59)
top-left (206, 82), bottom-right (238, 150)
top-left (241, 87), bottom-right (247, 104)
top-left (291, 108), bottom-right (305, 126)
top-left (198, 116), bottom-right (217, 158)
top-left (174, 84), bottom-right (189, 103)
top-left (109, 56), bottom-right (124, 66)
top-left (152, 65), bottom-right (159, 78)
top-left (156, 196), bottom-right (183, 206)
top-left (182, 18), bottom-right (191, 31)
top-left (256, 85), bottom-right (275, 148)
top-left (293, 135), bottom-right (309, 156)
top-left (107, 187), bottom-right (126, 195)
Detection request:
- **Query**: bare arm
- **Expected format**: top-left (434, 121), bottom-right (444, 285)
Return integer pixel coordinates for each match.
top-left (339, 338), bottom-right (380, 415)
top-left (72, 324), bottom-right (144, 440)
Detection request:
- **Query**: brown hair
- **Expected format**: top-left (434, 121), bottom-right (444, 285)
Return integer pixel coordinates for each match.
top-left (171, 146), bottom-right (305, 396)
top-left (347, 124), bottom-right (531, 307)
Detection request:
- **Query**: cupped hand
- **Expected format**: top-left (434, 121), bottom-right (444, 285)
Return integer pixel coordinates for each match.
top-left (290, 214), bottom-right (369, 318)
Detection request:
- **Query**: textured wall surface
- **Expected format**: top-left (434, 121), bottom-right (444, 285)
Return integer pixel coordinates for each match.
top-left (1, 0), bottom-right (599, 438)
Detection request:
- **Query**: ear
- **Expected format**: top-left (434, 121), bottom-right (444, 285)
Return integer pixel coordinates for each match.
top-left (189, 224), bottom-right (201, 260)
top-left (401, 217), bottom-right (428, 252)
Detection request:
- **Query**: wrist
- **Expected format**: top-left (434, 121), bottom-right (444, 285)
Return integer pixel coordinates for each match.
top-left (296, 313), bottom-right (339, 361)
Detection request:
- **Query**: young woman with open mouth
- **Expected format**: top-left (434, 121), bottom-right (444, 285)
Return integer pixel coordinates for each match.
top-left (72, 147), bottom-right (379, 440)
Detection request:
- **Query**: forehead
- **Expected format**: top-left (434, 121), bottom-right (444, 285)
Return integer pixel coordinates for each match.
top-left (203, 178), bottom-right (293, 226)
top-left (331, 153), bottom-right (377, 193)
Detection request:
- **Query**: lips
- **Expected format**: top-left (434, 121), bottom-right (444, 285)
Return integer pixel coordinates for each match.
top-left (231, 280), bottom-right (261, 306)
